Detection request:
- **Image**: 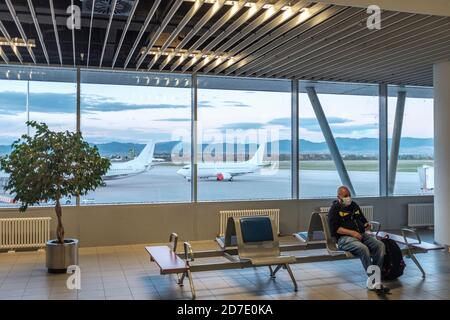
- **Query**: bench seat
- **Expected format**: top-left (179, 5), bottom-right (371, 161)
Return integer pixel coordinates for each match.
top-left (245, 255), bottom-right (296, 266)
top-left (373, 231), bottom-right (444, 251)
top-left (145, 246), bottom-right (187, 274)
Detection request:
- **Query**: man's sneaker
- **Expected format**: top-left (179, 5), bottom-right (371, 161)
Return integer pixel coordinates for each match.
top-left (369, 284), bottom-right (391, 295)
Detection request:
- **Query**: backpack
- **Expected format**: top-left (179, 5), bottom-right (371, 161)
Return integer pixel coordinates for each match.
top-left (381, 237), bottom-right (406, 280)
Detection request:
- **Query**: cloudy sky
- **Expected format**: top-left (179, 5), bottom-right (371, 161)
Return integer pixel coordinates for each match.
top-left (0, 79), bottom-right (434, 146)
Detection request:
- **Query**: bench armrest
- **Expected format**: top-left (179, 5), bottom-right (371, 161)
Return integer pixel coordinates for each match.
top-left (401, 228), bottom-right (422, 246)
top-left (169, 233), bottom-right (178, 252)
top-left (184, 242), bottom-right (194, 262)
top-left (369, 221), bottom-right (381, 236)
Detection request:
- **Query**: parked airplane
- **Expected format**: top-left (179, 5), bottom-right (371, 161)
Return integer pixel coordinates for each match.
top-left (176, 144), bottom-right (266, 181)
top-left (0, 143), bottom-right (155, 203)
top-left (417, 165), bottom-right (434, 191)
top-left (103, 142), bottom-right (155, 180)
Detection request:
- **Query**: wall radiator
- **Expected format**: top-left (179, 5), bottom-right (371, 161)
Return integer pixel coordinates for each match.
top-left (219, 209), bottom-right (280, 237)
top-left (408, 203), bottom-right (434, 227)
top-left (320, 206), bottom-right (374, 222)
top-left (0, 217), bottom-right (51, 250)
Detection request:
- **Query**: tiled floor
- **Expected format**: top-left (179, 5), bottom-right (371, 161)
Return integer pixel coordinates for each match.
top-left (0, 232), bottom-right (449, 300)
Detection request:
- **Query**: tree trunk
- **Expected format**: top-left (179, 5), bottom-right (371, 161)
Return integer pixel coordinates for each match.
top-left (55, 199), bottom-right (64, 244)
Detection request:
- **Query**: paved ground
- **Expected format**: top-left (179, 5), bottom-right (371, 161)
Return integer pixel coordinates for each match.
top-left (0, 165), bottom-right (431, 207)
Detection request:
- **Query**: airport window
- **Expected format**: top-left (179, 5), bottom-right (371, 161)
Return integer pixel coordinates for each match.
top-left (196, 76), bottom-right (291, 201)
top-left (299, 81), bottom-right (379, 198)
top-left (0, 66), bottom-right (77, 208)
top-left (80, 70), bottom-right (191, 204)
top-left (388, 86), bottom-right (434, 196)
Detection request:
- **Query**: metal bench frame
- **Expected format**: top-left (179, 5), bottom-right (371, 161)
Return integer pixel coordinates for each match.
top-left (315, 212), bottom-right (437, 278)
top-left (147, 217), bottom-right (299, 299)
top-left (146, 213), bottom-right (444, 299)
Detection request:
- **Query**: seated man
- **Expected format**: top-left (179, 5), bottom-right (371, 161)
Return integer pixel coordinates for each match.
top-left (328, 186), bottom-right (389, 292)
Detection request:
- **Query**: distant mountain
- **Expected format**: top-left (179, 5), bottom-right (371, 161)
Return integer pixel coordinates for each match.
top-left (95, 141), bottom-right (180, 157)
top-left (299, 137), bottom-right (433, 156)
top-left (0, 137), bottom-right (434, 157)
top-left (94, 138), bottom-right (434, 157)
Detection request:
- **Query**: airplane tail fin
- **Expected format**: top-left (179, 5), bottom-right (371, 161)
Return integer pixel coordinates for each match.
top-left (248, 143), bottom-right (265, 165)
top-left (133, 142), bottom-right (155, 165)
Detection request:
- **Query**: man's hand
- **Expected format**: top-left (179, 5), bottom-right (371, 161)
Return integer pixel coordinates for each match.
top-left (364, 222), bottom-right (370, 231)
top-left (352, 231), bottom-right (363, 241)
top-left (337, 227), bottom-right (363, 240)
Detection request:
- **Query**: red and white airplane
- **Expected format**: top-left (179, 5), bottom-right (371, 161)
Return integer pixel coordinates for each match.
top-left (176, 144), bottom-right (266, 181)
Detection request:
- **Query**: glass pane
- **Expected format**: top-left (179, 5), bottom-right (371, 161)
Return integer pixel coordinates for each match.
top-left (80, 70), bottom-right (191, 204)
top-left (388, 85), bottom-right (434, 195)
top-left (299, 81), bottom-right (379, 198)
top-left (0, 66), bottom-right (77, 208)
top-left (196, 76), bottom-right (291, 201)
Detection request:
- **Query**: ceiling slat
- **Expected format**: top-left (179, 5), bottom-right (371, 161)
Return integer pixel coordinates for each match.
top-left (280, 15), bottom-right (444, 78)
top-left (135, 0), bottom-right (184, 70)
top-left (123, 0), bottom-right (161, 69)
top-left (5, 0), bottom-right (36, 63)
top-left (111, 0), bottom-right (140, 68)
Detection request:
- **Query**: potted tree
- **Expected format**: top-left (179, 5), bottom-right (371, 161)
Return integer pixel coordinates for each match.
top-left (0, 121), bottom-right (110, 273)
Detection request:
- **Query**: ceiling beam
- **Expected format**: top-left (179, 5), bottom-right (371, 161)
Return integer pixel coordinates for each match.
top-left (5, 0), bottom-right (36, 63)
top-left (135, 0), bottom-right (184, 70)
top-left (239, 8), bottom-right (364, 77)
top-left (27, 0), bottom-right (49, 64)
top-left (262, 10), bottom-right (404, 78)
top-left (216, 0), bottom-right (290, 54)
top-left (48, 0), bottom-right (62, 65)
top-left (0, 46), bottom-right (9, 63)
top-left (335, 39), bottom-right (450, 80)
top-left (180, 0), bottom-right (268, 72)
top-left (0, 19), bottom-right (23, 63)
top-left (280, 13), bottom-right (431, 78)
top-left (154, 0), bottom-right (205, 70)
top-left (187, 0), bottom-right (247, 52)
top-left (202, 0), bottom-right (313, 73)
top-left (167, 0), bottom-right (228, 71)
top-left (86, 0), bottom-right (96, 67)
top-left (123, 0), bottom-right (160, 69)
top-left (111, 0), bottom-right (140, 68)
top-left (99, 0), bottom-right (118, 67)
top-left (271, 12), bottom-right (426, 77)
top-left (217, 2), bottom-right (331, 75)
top-left (293, 17), bottom-right (449, 80)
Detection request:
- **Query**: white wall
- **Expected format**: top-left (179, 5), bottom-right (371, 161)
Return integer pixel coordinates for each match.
top-left (434, 61), bottom-right (450, 247)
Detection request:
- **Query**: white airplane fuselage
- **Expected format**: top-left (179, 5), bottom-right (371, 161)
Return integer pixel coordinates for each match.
top-left (176, 162), bottom-right (260, 181)
top-left (102, 142), bottom-right (155, 180)
top-left (176, 144), bottom-right (265, 181)
top-left (102, 163), bottom-right (150, 180)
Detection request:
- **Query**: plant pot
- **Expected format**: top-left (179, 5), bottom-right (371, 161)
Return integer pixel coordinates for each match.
top-left (45, 238), bottom-right (79, 273)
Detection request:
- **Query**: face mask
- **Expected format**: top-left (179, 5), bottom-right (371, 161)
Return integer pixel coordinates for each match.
top-left (341, 196), bottom-right (352, 206)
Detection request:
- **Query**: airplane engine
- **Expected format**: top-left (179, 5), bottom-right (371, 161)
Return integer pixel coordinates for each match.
top-left (216, 172), bottom-right (232, 181)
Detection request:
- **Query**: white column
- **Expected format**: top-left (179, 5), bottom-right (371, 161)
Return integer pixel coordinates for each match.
top-left (434, 61), bottom-right (450, 248)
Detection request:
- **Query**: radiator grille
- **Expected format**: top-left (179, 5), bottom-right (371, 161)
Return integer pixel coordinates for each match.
top-left (320, 205), bottom-right (374, 221)
top-left (219, 209), bottom-right (280, 237)
top-left (0, 217), bottom-right (51, 250)
top-left (408, 203), bottom-right (434, 227)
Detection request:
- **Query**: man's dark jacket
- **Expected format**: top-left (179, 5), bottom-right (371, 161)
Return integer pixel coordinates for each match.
top-left (328, 200), bottom-right (368, 240)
